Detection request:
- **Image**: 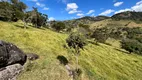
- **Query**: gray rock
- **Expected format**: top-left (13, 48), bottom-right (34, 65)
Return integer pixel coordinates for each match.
top-left (27, 53), bottom-right (39, 61)
top-left (0, 64), bottom-right (23, 80)
top-left (0, 40), bottom-right (27, 68)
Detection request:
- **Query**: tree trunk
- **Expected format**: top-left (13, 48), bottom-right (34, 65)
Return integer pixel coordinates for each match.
top-left (75, 49), bottom-right (79, 70)
top-left (76, 54), bottom-right (78, 70)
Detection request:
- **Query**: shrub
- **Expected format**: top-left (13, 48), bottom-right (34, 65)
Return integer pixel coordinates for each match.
top-left (66, 32), bottom-right (86, 51)
top-left (91, 28), bottom-right (109, 43)
top-left (52, 22), bottom-right (66, 32)
top-left (121, 39), bottom-right (142, 54)
top-left (79, 23), bottom-right (90, 30)
top-left (66, 32), bottom-right (86, 79)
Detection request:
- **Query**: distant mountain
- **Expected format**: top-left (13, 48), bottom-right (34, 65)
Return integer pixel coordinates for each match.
top-left (63, 16), bottom-right (110, 28)
top-left (77, 16), bottom-right (110, 21)
top-left (111, 11), bottom-right (142, 21)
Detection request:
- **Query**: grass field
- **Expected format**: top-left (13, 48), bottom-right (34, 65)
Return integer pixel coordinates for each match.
top-left (90, 19), bottom-right (142, 30)
top-left (0, 21), bottom-right (142, 80)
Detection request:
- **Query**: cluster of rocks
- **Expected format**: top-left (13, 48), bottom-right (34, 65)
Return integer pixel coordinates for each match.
top-left (0, 40), bottom-right (39, 80)
top-left (0, 64), bottom-right (23, 80)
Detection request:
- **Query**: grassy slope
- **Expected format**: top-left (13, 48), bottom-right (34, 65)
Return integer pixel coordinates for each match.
top-left (0, 21), bottom-right (142, 80)
top-left (90, 19), bottom-right (142, 30)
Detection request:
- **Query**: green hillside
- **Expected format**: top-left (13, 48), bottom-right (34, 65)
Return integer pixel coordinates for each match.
top-left (90, 19), bottom-right (142, 30)
top-left (112, 11), bottom-right (142, 22)
top-left (0, 21), bottom-right (142, 80)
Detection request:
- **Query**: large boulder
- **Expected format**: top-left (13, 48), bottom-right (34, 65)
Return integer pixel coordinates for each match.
top-left (0, 40), bottom-right (27, 68)
top-left (0, 64), bottom-right (23, 80)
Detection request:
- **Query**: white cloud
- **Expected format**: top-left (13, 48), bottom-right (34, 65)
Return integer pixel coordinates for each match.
top-left (114, 2), bottom-right (123, 7)
top-left (115, 0), bottom-right (142, 14)
top-left (68, 9), bottom-right (82, 14)
top-left (66, 3), bottom-right (82, 14)
top-left (99, 9), bottom-right (114, 16)
top-left (77, 13), bottom-right (84, 17)
top-left (49, 17), bottom-right (55, 21)
top-left (36, 2), bottom-right (45, 7)
top-left (136, 0), bottom-right (142, 5)
top-left (43, 7), bottom-right (49, 10)
top-left (131, 0), bottom-right (142, 12)
top-left (87, 10), bottom-right (95, 15)
top-left (115, 9), bottom-right (131, 14)
top-left (66, 3), bottom-right (78, 11)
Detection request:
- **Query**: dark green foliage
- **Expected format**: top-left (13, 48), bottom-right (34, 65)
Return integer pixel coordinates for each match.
top-left (52, 22), bottom-right (66, 32)
top-left (66, 32), bottom-right (86, 79)
top-left (0, 1), bottom-right (13, 21)
top-left (121, 39), bottom-right (142, 54)
top-left (78, 23), bottom-right (92, 38)
top-left (0, 0), bottom-right (27, 22)
top-left (57, 55), bottom-right (68, 65)
top-left (79, 23), bottom-right (90, 30)
top-left (24, 7), bottom-right (48, 28)
top-left (0, 0), bottom-right (48, 28)
top-left (112, 11), bottom-right (142, 23)
top-left (66, 32), bottom-right (86, 51)
top-left (126, 27), bottom-right (142, 40)
top-left (90, 26), bottom-right (142, 55)
top-left (91, 28), bottom-right (109, 43)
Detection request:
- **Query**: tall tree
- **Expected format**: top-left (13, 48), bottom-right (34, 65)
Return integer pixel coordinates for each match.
top-left (66, 32), bottom-right (86, 70)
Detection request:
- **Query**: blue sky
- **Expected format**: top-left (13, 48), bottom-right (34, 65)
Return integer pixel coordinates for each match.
top-left (22, 0), bottom-right (142, 21)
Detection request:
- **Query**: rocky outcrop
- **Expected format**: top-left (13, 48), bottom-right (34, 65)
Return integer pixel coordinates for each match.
top-left (0, 40), bottom-right (27, 68)
top-left (0, 40), bottom-right (27, 80)
top-left (0, 64), bottom-right (23, 80)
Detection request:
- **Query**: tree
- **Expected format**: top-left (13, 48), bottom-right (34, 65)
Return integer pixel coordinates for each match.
top-left (0, 1), bottom-right (13, 21)
top-left (91, 28), bottom-right (109, 43)
top-left (66, 32), bottom-right (86, 70)
top-left (52, 22), bottom-right (66, 32)
top-left (24, 7), bottom-right (48, 28)
top-left (121, 39), bottom-right (142, 54)
top-left (10, 0), bottom-right (27, 21)
top-left (0, 0), bottom-right (27, 22)
top-left (78, 23), bottom-right (90, 30)
top-left (37, 13), bottom-right (48, 27)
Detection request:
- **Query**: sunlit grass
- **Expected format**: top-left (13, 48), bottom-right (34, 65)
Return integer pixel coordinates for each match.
top-left (0, 21), bottom-right (142, 80)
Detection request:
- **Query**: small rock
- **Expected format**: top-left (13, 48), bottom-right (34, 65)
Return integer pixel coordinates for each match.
top-left (27, 53), bottom-right (39, 61)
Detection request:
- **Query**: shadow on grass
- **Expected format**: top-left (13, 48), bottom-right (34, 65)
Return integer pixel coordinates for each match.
top-left (87, 40), bottom-right (100, 46)
top-left (57, 55), bottom-right (68, 65)
top-left (38, 27), bottom-right (46, 30)
top-left (14, 24), bottom-right (29, 29)
top-left (114, 48), bottom-right (130, 54)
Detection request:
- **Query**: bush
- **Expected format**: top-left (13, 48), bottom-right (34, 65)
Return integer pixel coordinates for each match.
top-left (66, 32), bottom-right (86, 50)
top-left (52, 22), bottom-right (66, 32)
top-left (79, 23), bottom-right (90, 30)
top-left (121, 39), bottom-right (142, 54)
top-left (0, 0), bottom-right (27, 22)
top-left (91, 28), bottom-right (109, 43)
top-left (66, 32), bottom-right (86, 76)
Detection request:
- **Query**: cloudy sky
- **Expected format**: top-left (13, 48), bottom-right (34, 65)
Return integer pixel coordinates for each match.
top-left (22, 0), bottom-right (142, 21)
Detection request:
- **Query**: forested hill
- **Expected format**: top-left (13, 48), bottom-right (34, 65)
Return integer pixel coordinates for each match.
top-left (112, 11), bottom-right (142, 21)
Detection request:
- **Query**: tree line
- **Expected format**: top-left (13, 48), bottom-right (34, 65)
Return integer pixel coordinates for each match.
top-left (91, 26), bottom-right (142, 55)
top-left (0, 0), bottom-right (48, 28)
